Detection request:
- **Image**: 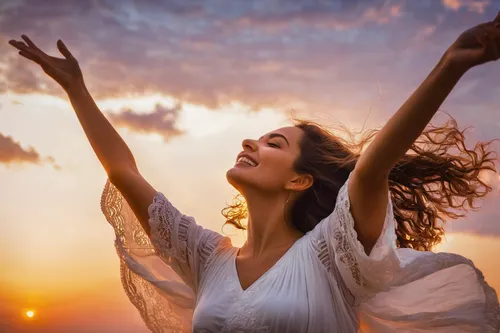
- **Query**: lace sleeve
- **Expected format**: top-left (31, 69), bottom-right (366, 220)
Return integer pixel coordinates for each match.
top-left (101, 179), bottom-right (230, 333)
top-left (148, 191), bottom-right (225, 289)
top-left (310, 173), bottom-right (500, 331)
top-left (314, 171), bottom-right (401, 299)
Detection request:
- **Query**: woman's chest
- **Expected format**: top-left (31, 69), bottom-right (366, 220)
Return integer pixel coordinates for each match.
top-left (192, 246), bottom-right (339, 333)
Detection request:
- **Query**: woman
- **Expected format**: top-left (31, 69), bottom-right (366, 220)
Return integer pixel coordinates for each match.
top-left (9, 13), bottom-right (500, 333)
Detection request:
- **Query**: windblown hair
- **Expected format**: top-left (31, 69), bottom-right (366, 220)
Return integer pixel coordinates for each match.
top-left (222, 113), bottom-right (498, 251)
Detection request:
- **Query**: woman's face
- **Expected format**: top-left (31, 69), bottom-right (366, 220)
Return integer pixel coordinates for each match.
top-left (226, 126), bottom-right (309, 195)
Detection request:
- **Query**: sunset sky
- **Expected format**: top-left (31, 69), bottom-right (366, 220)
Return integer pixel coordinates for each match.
top-left (1, 0), bottom-right (500, 332)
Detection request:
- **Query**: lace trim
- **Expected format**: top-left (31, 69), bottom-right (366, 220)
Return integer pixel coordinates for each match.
top-left (327, 172), bottom-right (396, 289)
top-left (332, 205), bottom-right (363, 286)
top-left (312, 237), bottom-right (355, 305)
top-left (147, 192), bottom-right (223, 279)
top-left (101, 180), bottom-right (190, 333)
top-left (100, 179), bottom-right (126, 245)
top-left (100, 180), bottom-right (154, 250)
top-left (118, 251), bottom-right (187, 333)
top-left (148, 192), bottom-right (179, 258)
top-left (177, 215), bottom-right (190, 262)
top-left (313, 170), bottom-right (499, 330)
top-left (329, 173), bottom-right (364, 287)
top-left (315, 237), bottom-right (330, 270)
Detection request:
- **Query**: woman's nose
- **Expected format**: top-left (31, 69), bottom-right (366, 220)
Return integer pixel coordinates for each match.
top-left (242, 138), bottom-right (258, 151)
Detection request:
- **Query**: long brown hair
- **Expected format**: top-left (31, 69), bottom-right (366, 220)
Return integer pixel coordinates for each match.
top-left (222, 113), bottom-right (498, 251)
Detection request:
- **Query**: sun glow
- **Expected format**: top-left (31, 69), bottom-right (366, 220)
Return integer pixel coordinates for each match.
top-left (25, 310), bottom-right (35, 318)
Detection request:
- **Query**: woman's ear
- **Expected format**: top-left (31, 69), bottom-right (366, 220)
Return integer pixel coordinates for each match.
top-left (286, 174), bottom-right (313, 191)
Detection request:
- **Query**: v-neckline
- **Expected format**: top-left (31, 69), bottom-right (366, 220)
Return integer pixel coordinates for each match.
top-left (232, 238), bottom-right (302, 293)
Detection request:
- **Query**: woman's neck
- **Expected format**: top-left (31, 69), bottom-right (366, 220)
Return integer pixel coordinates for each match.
top-left (240, 191), bottom-right (303, 259)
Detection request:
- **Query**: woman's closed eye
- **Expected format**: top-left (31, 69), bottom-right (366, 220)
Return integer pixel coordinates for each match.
top-left (268, 142), bottom-right (280, 148)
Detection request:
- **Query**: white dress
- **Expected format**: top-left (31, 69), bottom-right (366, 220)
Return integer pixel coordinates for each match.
top-left (100, 172), bottom-right (500, 333)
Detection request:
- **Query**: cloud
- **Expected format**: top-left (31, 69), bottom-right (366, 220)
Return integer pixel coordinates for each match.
top-left (439, 168), bottom-right (500, 237)
top-left (0, 0), bottom-right (497, 119)
top-left (3, 54), bottom-right (45, 93)
top-left (106, 103), bottom-right (184, 141)
top-left (442, 0), bottom-right (491, 13)
top-left (1, 1), bottom-right (500, 240)
top-left (0, 132), bottom-right (58, 168)
top-left (227, 1), bottom-right (403, 32)
top-left (0, 0), bottom-right (424, 112)
top-left (448, 200), bottom-right (500, 236)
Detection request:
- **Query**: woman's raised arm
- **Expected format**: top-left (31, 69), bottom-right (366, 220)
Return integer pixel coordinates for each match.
top-left (348, 14), bottom-right (500, 253)
top-left (8, 35), bottom-right (156, 235)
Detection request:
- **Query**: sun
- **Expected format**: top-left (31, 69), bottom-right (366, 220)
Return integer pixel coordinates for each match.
top-left (25, 310), bottom-right (35, 318)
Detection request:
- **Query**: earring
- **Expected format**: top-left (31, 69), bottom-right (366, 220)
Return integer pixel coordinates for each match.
top-left (284, 191), bottom-right (291, 220)
top-left (285, 192), bottom-right (291, 205)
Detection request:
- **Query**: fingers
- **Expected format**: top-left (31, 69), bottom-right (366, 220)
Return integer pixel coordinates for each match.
top-left (21, 35), bottom-right (38, 49)
top-left (57, 39), bottom-right (74, 60)
top-left (8, 39), bottom-right (28, 52)
top-left (18, 50), bottom-right (41, 64)
top-left (8, 38), bottom-right (45, 64)
top-left (9, 35), bottom-right (40, 52)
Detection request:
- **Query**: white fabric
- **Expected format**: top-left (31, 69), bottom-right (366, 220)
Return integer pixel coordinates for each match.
top-left (100, 172), bottom-right (500, 333)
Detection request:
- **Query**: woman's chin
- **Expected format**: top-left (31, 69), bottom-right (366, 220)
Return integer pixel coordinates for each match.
top-left (226, 167), bottom-right (248, 187)
top-left (226, 166), bottom-right (240, 180)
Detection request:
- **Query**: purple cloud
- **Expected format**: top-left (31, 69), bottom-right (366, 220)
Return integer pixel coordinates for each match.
top-left (107, 103), bottom-right (184, 141)
top-left (0, 0), bottom-right (497, 116)
top-left (0, 0), bottom-right (477, 110)
top-left (222, 1), bottom-right (403, 32)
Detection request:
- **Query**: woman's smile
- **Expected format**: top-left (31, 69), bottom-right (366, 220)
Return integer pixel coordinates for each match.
top-left (235, 160), bottom-right (256, 167)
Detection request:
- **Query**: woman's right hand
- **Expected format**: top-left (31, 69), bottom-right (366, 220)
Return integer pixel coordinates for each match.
top-left (9, 35), bottom-right (83, 91)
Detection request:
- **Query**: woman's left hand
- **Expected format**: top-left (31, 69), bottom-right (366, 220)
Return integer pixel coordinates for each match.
top-left (445, 11), bottom-right (500, 72)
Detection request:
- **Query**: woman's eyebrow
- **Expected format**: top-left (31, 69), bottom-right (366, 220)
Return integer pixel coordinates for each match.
top-left (258, 133), bottom-right (290, 147)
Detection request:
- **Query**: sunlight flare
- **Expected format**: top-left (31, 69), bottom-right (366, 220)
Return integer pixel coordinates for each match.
top-left (25, 310), bottom-right (35, 318)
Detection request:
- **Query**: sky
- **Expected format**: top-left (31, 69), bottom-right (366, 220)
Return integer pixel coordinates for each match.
top-left (1, 0), bottom-right (500, 332)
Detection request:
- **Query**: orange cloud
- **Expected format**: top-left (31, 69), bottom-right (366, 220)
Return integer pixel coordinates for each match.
top-left (0, 133), bottom-right (40, 164)
top-left (0, 132), bottom-right (58, 167)
top-left (442, 0), bottom-right (491, 13)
